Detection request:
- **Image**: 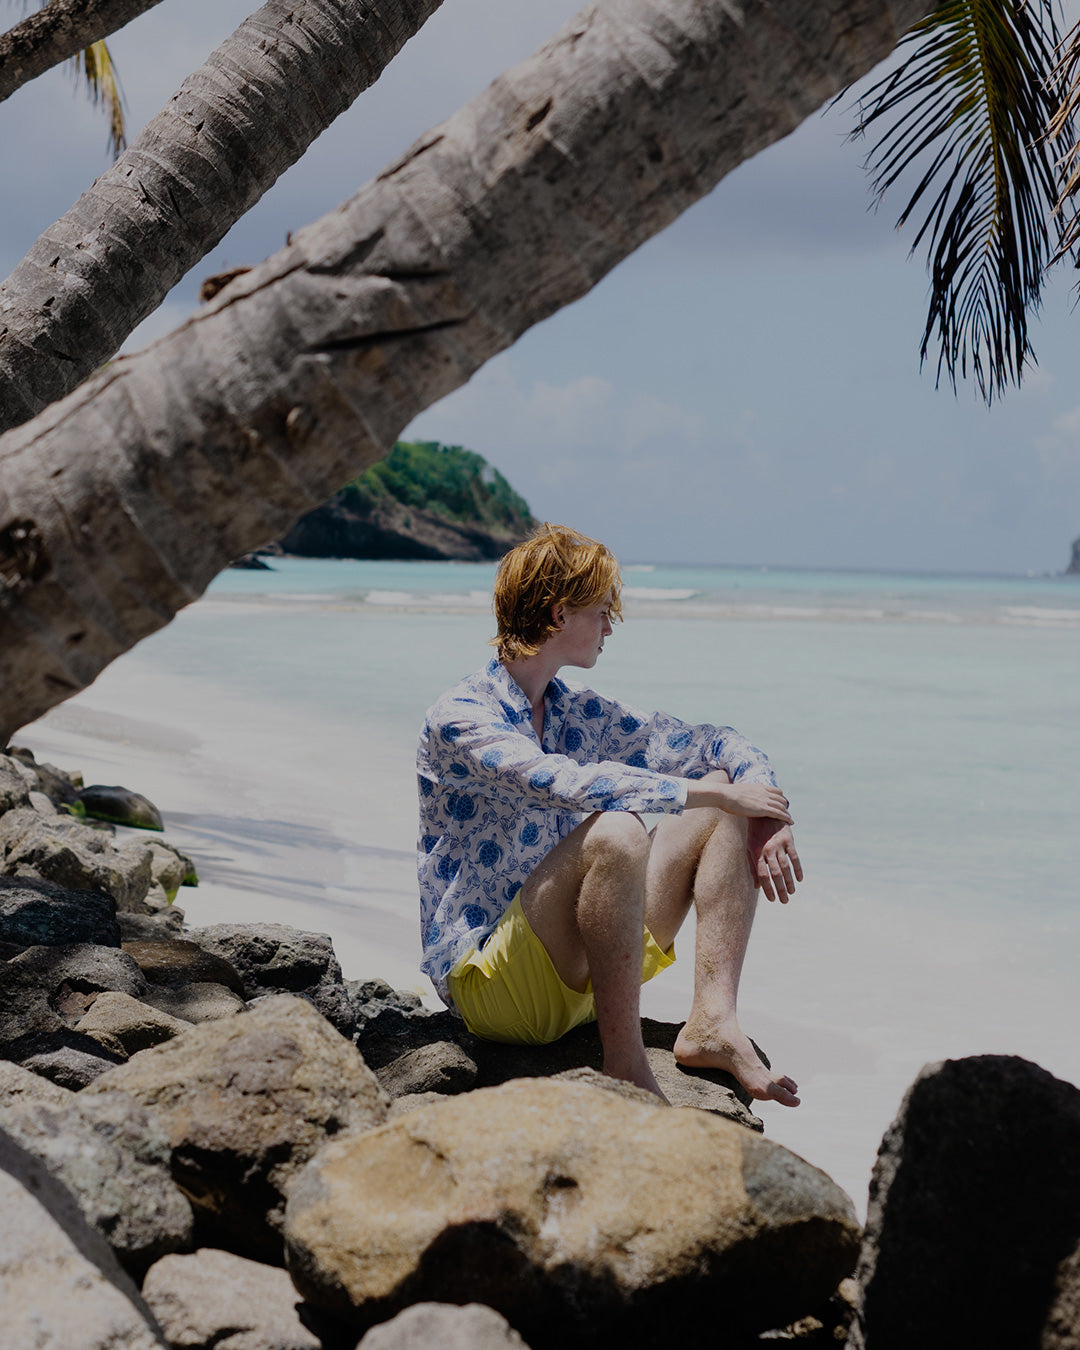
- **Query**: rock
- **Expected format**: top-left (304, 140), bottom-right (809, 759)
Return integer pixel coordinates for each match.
top-left (0, 754), bottom-right (32, 814)
top-left (850, 1055), bottom-right (1080, 1350)
top-left (78, 784), bottom-right (165, 832)
top-left (386, 1091), bottom-right (447, 1120)
top-left (357, 1303), bottom-right (530, 1349)
top-left (1045, 1241), bottom-right (1080, 1350)
top-left (358, 1012), bottom-right (761, 1129)
top-left (375, 1041), bottom-right (479, 1098)
top-left (142, 982), bottom-right (246, 1023)
top-left (285, 1078), bottom-right (859, 1348)
top-left (87, 994), bottom-right (390, 1262)
top-left (189, 923), bottom-right (343, 995)
top-left (29, 789), bottom-right (57, 815)
top-left (0, 963), bottom-right (64, 1051)
top-left (76, 992), bottom-right (192, 1055)
top-left (0, 1089), bottom-right (194, 1276)
top-left (12, 1028), bottom-right (128, 1087)
top-left (118, 908), bottom-right (186, 940)
top-left (0, 1126), bottom-right (166, 1348)
top-left (9, 942), bottom-right (148, 1006)
top-left (0, 1059), bottom-right (74, 1108)
top-left (122, 939), bottom-right (246, 994)
top-left (5, 745), bottom-right (82, 806)
top-left (0, 873), bottom-right (121, 948)
top-left (3, 821), bottom-right (154, 912)
top-left (187, 923), bottom-right (358, 1036)
top-left (146, 843), bottom-right (186, 902)
top-left (142, 1248), bottom-right (321, 1350)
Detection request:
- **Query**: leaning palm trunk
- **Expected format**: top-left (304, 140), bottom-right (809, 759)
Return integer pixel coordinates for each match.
top-left (0, 0), bottom-right (165, 102)
top-left (0, 0), bottom-right (444, 433)
top-left (0, 0), bottom-right (935, 742)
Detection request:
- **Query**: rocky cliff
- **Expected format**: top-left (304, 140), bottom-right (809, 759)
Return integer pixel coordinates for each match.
top-left (275, 440), bottom-right (537, 562)
top-left (1069, 536), bottom-right (1079, 574)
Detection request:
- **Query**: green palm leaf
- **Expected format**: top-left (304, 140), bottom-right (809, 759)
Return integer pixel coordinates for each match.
top-left (852, 0), bottom-right (1074, 402)
top-left (72, 37), bottom-right (126, 157)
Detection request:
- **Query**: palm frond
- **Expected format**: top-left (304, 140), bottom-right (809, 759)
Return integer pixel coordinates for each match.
top-left (72, 38), bottom-right (126, 158)
top-left (1048, 19), bottom-right (1080, 260)
top-left (852, 0), bottom-right (1074, 403)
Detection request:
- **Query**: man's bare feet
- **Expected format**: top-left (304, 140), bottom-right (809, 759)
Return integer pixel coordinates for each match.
top-left (673, 1019), bottom-right (800, 1107)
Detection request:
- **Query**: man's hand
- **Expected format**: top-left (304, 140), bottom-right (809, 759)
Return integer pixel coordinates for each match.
top-left (684, 772), bottom-right (792, 823)
top-left (747, 818), bottom-right (803, 903)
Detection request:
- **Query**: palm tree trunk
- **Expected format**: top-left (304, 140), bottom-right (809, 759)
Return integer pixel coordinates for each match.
top-left (0, 0), bottom-right (936, 742)
top-left (0, 0), bottom-right (444, 433)
top-left (0, 0), bottom-right (165, 102)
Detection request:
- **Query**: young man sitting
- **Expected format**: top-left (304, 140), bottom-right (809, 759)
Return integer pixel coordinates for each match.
top-left (416, 524), bottom-right (802, 1106)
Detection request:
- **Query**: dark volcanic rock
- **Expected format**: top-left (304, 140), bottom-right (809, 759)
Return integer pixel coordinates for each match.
top-left (142, 983), bottom-right (245, 1023)
top-left (121, 939), bottom-right (245, 994)
top-left (0, 875), bottom-right (120, 948)
top-left (12, 1028), bottom-right (127, 1088)
top-left (9, 943), bottom-right (147, 1006)
top-left (850, 1055), bottom-right (1080, 1350)
top-left (0, 964), bottom-right (64, 1051)
top-left (77, 785), bottom-right (164, 832)
top-left (188, 922), bottom-right (341, 995)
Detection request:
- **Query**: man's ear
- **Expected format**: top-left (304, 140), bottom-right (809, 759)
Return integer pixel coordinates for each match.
top-left (552, 603), bottom-right (565, 629)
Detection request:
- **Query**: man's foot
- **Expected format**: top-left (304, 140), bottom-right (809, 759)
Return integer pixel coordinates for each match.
top-left (673, 1019), bottom-right (800, 1107)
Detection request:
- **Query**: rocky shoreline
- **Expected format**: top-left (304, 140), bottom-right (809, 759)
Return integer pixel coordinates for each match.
top-left (1, 744), bottom-right (1077, 1349)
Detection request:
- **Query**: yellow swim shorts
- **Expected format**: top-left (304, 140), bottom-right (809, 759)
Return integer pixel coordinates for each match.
top-left (447, 891), bottom-right (675, 1046)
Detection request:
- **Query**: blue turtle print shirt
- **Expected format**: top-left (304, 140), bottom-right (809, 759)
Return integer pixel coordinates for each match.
top-left (416, 657), bottom-right (777, 1006)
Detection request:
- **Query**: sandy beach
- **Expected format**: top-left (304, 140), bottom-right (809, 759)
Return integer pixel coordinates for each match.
top-left (17, 568), bottom-right (1080, 1217)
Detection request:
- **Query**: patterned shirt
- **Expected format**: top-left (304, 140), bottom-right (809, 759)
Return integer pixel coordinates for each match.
top-left (416, 657), bottom-right (777, 1005)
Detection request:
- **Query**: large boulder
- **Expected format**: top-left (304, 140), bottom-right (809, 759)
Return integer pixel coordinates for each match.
top-left (86, 995), bottom-right (390, 1261)
top-left (142, 1247), bottom-right (322, 1350)
top-left (0, 1090), bottom-right (193, 1276)
top-left (850, 1055), bottom-right (1080, 1350)
top-left (284, 1078), bottom-right (859, 1348)
top-left (0, 754), bottom-right (32, 814)
top-left (13, 1028), bottom-right (128, 1087)
top-left (141, 982), bottom-right (246, 1023)
top-left (0, 874), bottom-right (120, 948)
top-left (0, 962), bottom-right (64, 1051)
top-left (0, 1125), bottom-right (166, 1348)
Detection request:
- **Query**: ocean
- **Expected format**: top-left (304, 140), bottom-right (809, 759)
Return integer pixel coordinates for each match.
top-left (23, 557), bottom-right (1080, 1214)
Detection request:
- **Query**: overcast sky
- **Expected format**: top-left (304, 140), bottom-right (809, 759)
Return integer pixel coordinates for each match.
top-left (3, 0), bottom-right (1079, 574)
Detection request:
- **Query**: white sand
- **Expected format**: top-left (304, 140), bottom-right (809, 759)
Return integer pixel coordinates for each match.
top-left (18, 622), bottom-right (1080, 1218)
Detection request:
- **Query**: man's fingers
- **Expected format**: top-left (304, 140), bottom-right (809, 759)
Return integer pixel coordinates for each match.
top-left (756, 855), bottom-right (777, 902)
top-left (789, 845), bottom-right (804, 883)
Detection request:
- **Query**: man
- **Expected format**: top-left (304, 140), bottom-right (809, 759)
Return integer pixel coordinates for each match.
top-left (417, 524), bottom-right (802, 1105)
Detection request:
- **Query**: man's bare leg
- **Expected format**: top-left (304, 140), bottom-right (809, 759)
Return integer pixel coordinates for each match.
top-left (518, 811), bottom-right (666, 1100)
top-left (647, 804), bottom-right (800, 1107)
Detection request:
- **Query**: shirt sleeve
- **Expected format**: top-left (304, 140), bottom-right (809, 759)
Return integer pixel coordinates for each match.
top-left (425, 696), bottom-right (688, 815)
top-left (588, 691), bottom-right (779, 787)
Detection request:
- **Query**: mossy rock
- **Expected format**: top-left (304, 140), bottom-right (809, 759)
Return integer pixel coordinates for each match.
top-left (76, 786), bottom-right (164, 832)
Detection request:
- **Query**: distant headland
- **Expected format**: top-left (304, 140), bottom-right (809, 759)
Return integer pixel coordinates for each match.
top-left (1069, 536), bottom-right (1080, 574)
top-left (252, 440), bottom-right (537, 564)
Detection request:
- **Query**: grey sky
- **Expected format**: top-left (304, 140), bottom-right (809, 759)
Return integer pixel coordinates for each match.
top-left (3, 0), bottom-right (1079, 573)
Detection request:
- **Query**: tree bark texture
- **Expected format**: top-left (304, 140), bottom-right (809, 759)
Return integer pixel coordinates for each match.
top-left (0, 0), bottom-right (166, 102)
top-left (0, 0), bottom-right (937, 741)
top-left (0, 0), bottom-right (445, 433)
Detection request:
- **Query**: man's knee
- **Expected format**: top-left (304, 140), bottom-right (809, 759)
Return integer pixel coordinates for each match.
top-left (583, 810), bottom-right (650, 869)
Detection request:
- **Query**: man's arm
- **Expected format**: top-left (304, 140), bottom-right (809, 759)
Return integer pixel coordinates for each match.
top-left (683, 769), bottom-right (802, 903)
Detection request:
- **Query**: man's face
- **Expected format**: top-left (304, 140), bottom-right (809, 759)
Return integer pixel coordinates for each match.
top-left (555, 593), bottom-right (615, 668)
